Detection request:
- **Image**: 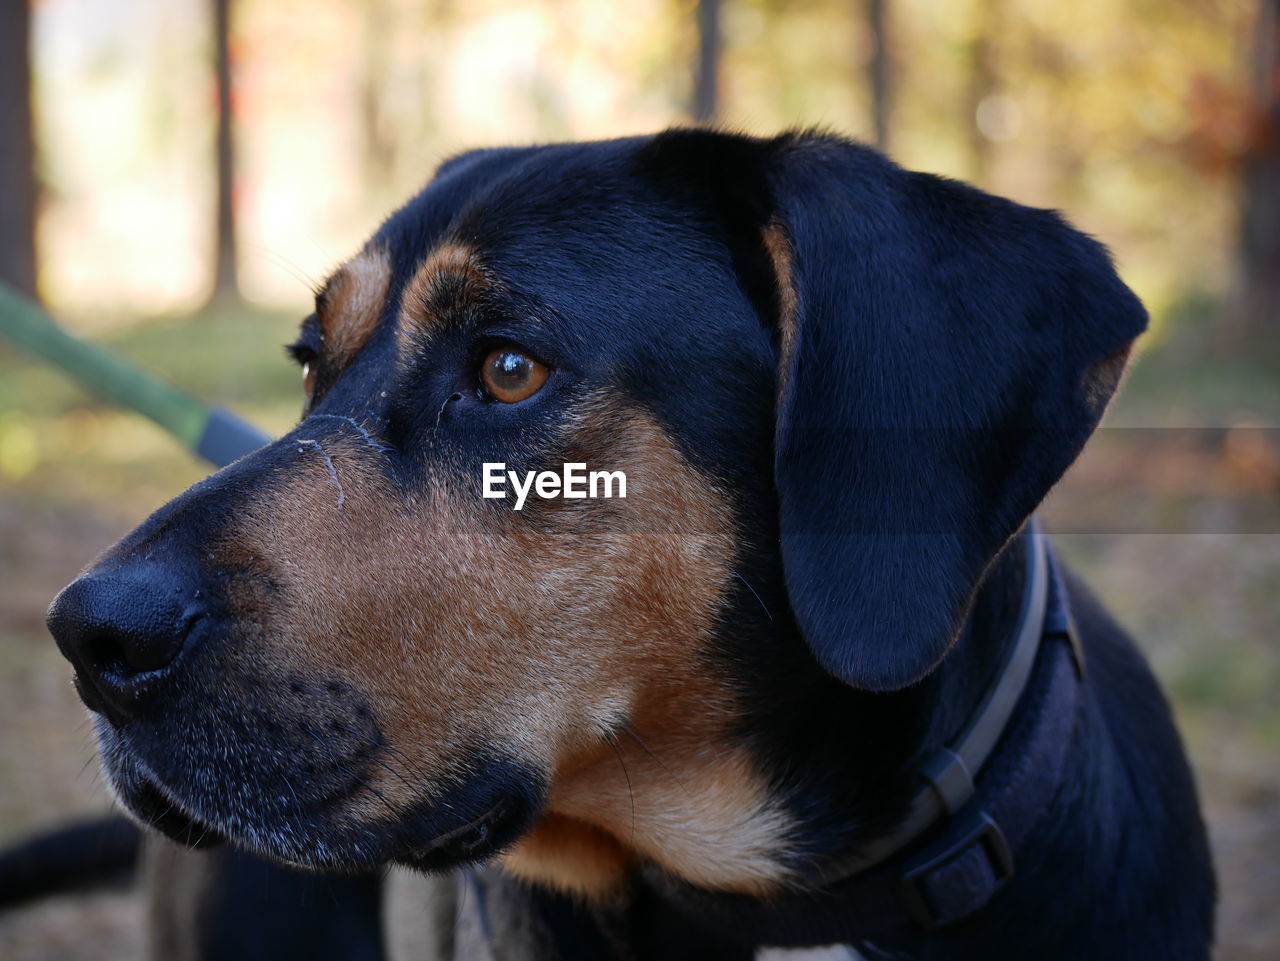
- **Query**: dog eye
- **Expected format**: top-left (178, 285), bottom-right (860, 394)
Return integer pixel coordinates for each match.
top-left (286, 341), bottom-right (319, 400)
top-left (480, 347), bottom-right (548, 403)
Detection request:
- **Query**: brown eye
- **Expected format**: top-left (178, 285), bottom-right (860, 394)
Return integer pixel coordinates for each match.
top-left (480, 347), bottom-right (548, 403)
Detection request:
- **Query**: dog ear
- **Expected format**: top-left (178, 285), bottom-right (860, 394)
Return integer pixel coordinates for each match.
top-left (765, 136), bottom-right (1144, 691)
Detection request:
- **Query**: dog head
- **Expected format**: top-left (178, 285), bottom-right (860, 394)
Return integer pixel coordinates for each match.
top-left (47, 130), bottom-right (1143, 896)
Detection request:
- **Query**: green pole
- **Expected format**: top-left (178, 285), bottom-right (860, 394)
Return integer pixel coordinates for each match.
top-left (0, 283), bottom-right (269, 467)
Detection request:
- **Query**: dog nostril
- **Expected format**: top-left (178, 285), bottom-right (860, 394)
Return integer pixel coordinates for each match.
top-left (48, 571), bottom-right (207, 721)
top-left (83, 629), bottom-right (132, 679)
top-left (86, 619), bottom-right (182, 677)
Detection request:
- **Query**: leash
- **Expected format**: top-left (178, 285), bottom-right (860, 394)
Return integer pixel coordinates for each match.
top-left (0, 283), bottom-right (268, 468)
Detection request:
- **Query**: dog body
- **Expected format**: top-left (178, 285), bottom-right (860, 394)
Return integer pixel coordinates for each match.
top-left (46, 130), bottom-right (1213, 959)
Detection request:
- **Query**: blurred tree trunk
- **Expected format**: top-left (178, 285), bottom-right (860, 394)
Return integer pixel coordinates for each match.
top-left (1234, 0), bottom-right (1280, 344)
top-left (964, 0), bottom-right (999, 183)
top-left (360, 0), bottom-right (395, 195)
top-left (0, 0), bottom-right (37, 299)
top-left (692, 0), bottom-right (721, 123)
top-left (209, 0), bottom-right (240, 305)
top-left (866, 0), bottom-right (891, 151)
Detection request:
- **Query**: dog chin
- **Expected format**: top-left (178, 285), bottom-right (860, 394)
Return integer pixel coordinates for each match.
top-left (95, 720), bottom-right (544, 872)
top-left (96, 730), bottom-right (227, 850)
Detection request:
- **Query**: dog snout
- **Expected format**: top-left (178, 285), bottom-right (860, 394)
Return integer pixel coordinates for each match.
top-left (47, 566), bottom-right (206, 724)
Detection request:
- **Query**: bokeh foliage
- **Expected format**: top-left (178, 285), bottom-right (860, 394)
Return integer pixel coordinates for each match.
top-left (23, 0), bottom-right (1258, 335)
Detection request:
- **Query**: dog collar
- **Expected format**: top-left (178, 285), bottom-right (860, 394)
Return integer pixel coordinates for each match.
top-left (818, 517), bottom-right (1080, 885)
top-left (649, 519), bottom-right (1085, 943)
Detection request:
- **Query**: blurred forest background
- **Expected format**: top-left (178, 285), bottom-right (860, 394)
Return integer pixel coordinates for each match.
top-left (0, 1), bottom-right (1277, 959)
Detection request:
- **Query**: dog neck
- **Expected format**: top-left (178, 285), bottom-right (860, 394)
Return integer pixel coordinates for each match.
top-left (735, 529), bottom-right (1038, 886)
top-left (500, 532), bottom-right (1048, 918)
top-left (638, 527), bottom-right (1088, 951)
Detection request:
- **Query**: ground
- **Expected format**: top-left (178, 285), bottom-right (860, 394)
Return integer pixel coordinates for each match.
top-left (0, 305), bottom-right (1277, 959)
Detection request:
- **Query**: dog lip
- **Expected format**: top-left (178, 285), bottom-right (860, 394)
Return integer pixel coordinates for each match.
top-left (124, 755), bottom-right (363, 840)
top-left (398, 798), bottom-right (515, 870)
top-left (100, 706), bottom-right (388, 860)
top-left (119, 771), bottom-right (226, 849)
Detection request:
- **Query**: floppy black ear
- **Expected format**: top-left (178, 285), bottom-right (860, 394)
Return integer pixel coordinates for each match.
top-left (767, 136), bottom-right (1144, 691)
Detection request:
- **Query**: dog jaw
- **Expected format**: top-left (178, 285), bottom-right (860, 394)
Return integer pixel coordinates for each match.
top-left (167, 400), bottom-right (796, 891)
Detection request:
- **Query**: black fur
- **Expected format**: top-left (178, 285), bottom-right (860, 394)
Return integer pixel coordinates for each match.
top-left (185, 850), bottom-right (383, 961)
top-left (768, 144), bottom-right (1145, 693)
top-left (0, 815), bottom-right (138, 908)
top-left (43, 129), bottom-right (1214, 959)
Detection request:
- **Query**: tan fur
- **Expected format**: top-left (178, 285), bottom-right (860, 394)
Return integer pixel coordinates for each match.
top-left (1083, 345), bottom-right (1133, 416)
top-left (214, 396), bottom-right (794, 897)
top-left (398, 241), bottom-right (490, 351)
top-left (318, 248), bottom-right (392, 371)
top-left (763, 222), bottom-right (798, 403)
top-left (499, 814), bottom-right (632, 898)
top-left (514, 735), bottom-right (796, 897)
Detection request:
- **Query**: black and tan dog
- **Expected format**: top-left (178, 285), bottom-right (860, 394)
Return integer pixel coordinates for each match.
top-left (46, 130), bottom-right (1213, 959)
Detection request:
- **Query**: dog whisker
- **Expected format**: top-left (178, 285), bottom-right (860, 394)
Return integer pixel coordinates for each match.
top-left (241, 242), bottom-right (322, 295)
top-left (332, 723), bottom-right (424, 795)
top-left (278, 770), bottom-right (307, 815)
top-left (299, 723), bottom-right (400, 820)
top-left (329, 722), bottom-right (440, 793)
top-left (733, 570), bottom-right (773, 622)
top-left (619, 722), bottom-right (696, 801)
top-left (313, 725), bottom-right (482, 836)
top-left (605, 733), bottom-right (637, 847)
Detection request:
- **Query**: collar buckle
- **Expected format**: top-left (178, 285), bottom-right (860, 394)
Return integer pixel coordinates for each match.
top-left (899, 812), bottom-right (1014, 930)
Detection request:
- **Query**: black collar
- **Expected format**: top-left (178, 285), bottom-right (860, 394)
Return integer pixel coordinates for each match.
top-left (648, 520), bottom-right (1085, 946)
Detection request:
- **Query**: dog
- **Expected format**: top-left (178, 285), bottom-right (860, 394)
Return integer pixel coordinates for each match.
top-left (45, 129), bottom-right (1214, 959)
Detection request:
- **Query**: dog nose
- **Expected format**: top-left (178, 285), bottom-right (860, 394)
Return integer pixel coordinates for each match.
top-left (47, 569), bottom-right (204, 723)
